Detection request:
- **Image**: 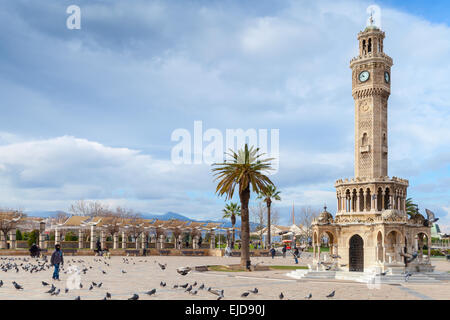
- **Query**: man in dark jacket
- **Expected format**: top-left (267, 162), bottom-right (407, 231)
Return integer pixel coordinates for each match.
top-left (51, 244), bottom-right (64, 280)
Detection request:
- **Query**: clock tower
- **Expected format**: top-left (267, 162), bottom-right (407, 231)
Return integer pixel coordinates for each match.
top-left (310, 15), bottom-right (434, 275)
top-left (350, 25), bottom-right (393, 179)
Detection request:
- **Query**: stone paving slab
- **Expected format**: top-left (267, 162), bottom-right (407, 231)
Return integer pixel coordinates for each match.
top-left (0, 256), bottom-right (447, 300)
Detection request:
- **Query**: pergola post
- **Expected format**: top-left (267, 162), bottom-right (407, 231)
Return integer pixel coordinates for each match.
top-left (10, 229), bottom-right (16, 249)
top-left (90, 225), bottom-right (95, 250)
top-left (39, 222), bottom-right (46, 249)
top-left (39, 231), bottom-right (45, 249)
top-left (55, 228), bottom-right (60, 245)
top-left (78, 229), bottom-right (83, 249)
top-left (141, 232), bottom-right (146, 249)
top-left (0, 232), bottom-right (4, 249)
top-left (113, 233), bottom-right (118, 249)
top-left (121, 231), bottom-right (126, 249)
top-left (210, 230), bottom-right (215, 249)
top-left (100, 230), bottom-right (106, 249)
top-left (135, 234), bottom-right (140, 249)
top-left (160, 235), bottom-right (165, 249)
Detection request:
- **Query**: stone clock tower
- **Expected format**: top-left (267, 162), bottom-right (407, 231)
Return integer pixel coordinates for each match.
top-left (310, 21), bottom-right (434, 275)
top-left (351, 26), bottom-right (392, 179)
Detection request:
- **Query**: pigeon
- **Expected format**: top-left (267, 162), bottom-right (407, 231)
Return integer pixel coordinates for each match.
top-left (160, 281), bottom-right (166, 287)
top-left (250, 288), bottom-right (258, 294)
top-left (241, 292), bottom-right (250, 298)
top-left (158, 263), bottom-right (167, 270)
top-left (102, 270), bottom-right (107, 274)
top-left (121, 270), bottom-right (127, 274)
top-left (279, 292), bottom-right (284, 300)
top-left (425, 209), bottom-right (439, 226)
top-left (379, 272), bottom-right (387, 276)
top-left (128, 294), bottom-right (139, 300)
top-left (180, 283), bottom-right (189, 289)
top-left (92, 282), bottom-right (97, 287)
top-left (65, 288), bottom-right (69, 293)
top-left (326, 290), bottom-right (335, 298)
top-left (185, 285), bottom-right (192, 293)
top-left (12, 281), bottom-right (23, 290)
top-left (177, 267), bottom-right (191, 276)
top-left (145, 289), bottom-right (156, 296)
top-left (106, 292), bottom-right (111, 299)
top-left (51, 288), bottom-right (60, 296)
top-left (97, 282), bottom-right (103, 288)
top-left (193, 281), bottom-right (197, 286)
top-left (190, 290), bottom-right (198, 295)
top-left (199, 284), bottom-right (205, 290)
top-left (89, 285), bottom-right (94, 290)
top-left (173, 284), bottom-right (179, 289)
top-left (42, 281), bottom-right (50, 286)
top-left (305, 293), bottom-right (312, 299)
top-left (46, 285), bottom-right (56, 294)
top-left (75, 296), bottom-right (81, 300)
top-left (0, 280), bottom-right (3, 287)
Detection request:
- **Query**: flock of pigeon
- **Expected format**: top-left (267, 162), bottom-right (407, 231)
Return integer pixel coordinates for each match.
top-left (0, 255), bottom-right (339, 300)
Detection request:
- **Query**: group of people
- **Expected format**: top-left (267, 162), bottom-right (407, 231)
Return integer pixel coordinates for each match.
top-left (270, 244), bottom-right (302, 264)
top-left (29, 243), bottom-right (41, 258)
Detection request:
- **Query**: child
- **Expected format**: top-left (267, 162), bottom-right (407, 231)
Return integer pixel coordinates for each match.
top-left (50, 244), bottom-right (64, 280)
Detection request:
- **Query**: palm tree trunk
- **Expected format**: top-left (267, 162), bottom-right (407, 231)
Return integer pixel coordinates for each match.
top-left (267, 200), bottom-right (272, 247)
top-left (239, 186), bottom-right (251, 268)
top-left (232, 223), bottom-right (235, 249)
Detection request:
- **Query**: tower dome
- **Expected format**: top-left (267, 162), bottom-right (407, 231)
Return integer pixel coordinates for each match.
top-left (317, 205), bottom-right (333, 224)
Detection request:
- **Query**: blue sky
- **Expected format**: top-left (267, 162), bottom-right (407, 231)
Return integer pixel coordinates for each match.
top-left (0, 0), bottom-right (449, 231)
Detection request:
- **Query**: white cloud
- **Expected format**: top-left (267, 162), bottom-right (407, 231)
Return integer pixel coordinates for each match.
top-left (1, 0), bottom-right (450, 222)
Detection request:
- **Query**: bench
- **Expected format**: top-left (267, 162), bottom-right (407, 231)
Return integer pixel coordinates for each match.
top-left (125, 249), bottom-right (140, 256)
top-left (193, 251), bottom-right (205, 256)
top-left (159, 250), bottom-right (170, 256)
top-left (181, 250), bottom-right (194, 256)
top-left (62, 249), bottom-right (77, 256)
top-left (259, 251), bottom-right (270, 257)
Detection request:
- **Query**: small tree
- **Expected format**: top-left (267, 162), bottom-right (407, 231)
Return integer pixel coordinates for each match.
top-left (0, 210), bottom-right (25, 248)
top-left (16, 229), bottom-right (23, 241)
top-left (27, 230), bottom-right (39, 247)
top-left (222, 202), bottom-right (241, 247)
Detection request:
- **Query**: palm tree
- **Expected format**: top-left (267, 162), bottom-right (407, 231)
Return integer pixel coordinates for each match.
top-left (222, 202), bottom-right (241, 248)
top-left (212, 144), bottom-right (275, 268)
top-left (405, 198), bottom-right (419, 217)
top-left (257, 185), bottom-right (281, 248)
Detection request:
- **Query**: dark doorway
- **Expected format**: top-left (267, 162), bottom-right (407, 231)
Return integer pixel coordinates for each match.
top-left (349, 235), bottom-right (364, 272)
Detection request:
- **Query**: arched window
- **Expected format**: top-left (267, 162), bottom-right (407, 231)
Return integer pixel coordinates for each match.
top-left (362, 133), bottom-right (368, 146)
top-left (362, 39), bottom-right (366, 54)
top-left (368, 38), bottom-right (372, 53)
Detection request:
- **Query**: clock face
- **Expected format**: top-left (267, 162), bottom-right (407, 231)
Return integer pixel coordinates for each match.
top-left (359, 71), bottom-right (370, 82)
top-left (384, 71), bottom-right (390, 83)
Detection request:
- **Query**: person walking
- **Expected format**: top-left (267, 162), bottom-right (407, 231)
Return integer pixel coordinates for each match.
top-left (270, 246), bottom-right (276, 259)
top-left (293, 247), bottom-right (300, 264)
top-left (282, 244), bottom-right (287, 258)
top-left (51, 244), bottom-right (64, 281)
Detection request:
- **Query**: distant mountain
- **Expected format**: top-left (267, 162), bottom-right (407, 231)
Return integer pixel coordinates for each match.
top-left (24, 210), bottom-right (260, 231)
top-left (25, 210), bottom-right (68, 218)
top-left (140, 212), bottom-right (194, 221)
